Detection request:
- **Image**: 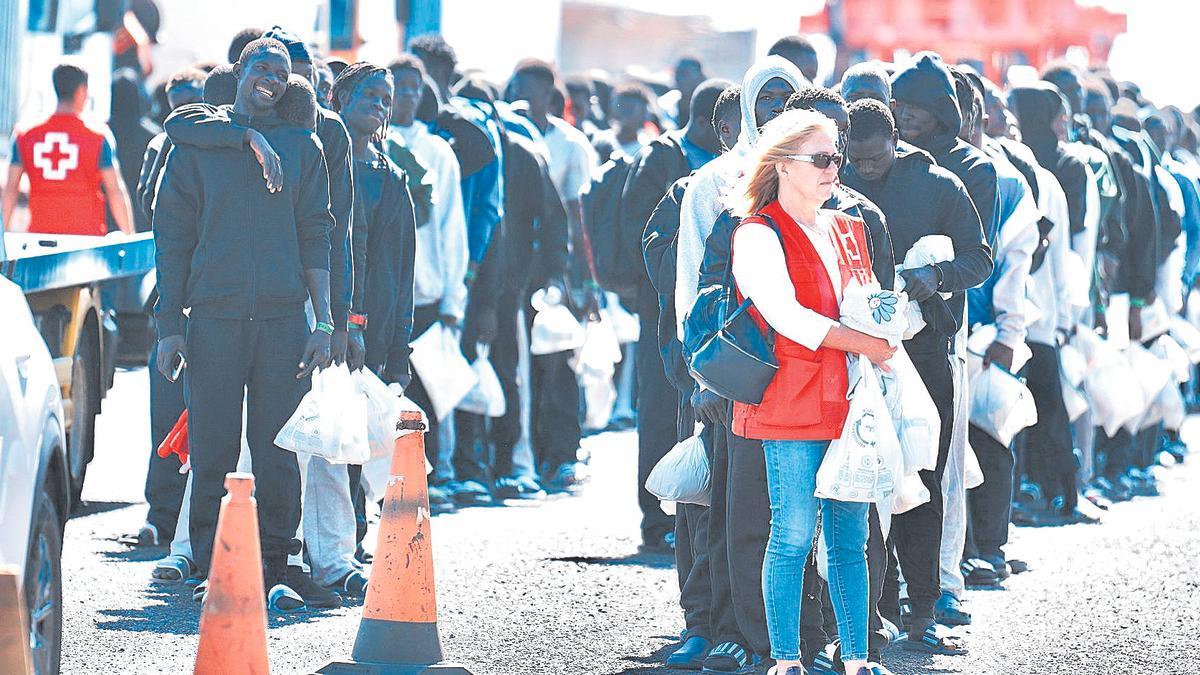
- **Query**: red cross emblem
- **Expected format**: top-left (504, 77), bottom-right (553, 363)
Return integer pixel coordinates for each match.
top-left (32, 132), bottom-right (79, 181)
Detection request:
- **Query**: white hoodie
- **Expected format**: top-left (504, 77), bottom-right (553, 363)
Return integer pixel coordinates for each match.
top-left (674, 56), bottom-right (806, 338)
top-left (388, 123), bottom-right (469, 321)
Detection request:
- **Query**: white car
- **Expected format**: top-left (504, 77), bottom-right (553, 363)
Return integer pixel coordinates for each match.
top-left (0, 275), bottom-right (69, 674)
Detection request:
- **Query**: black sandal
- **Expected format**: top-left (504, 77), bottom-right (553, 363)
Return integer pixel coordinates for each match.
top-left (701, 641), bottom-right (757, 675)
top-left (902, 625), bottom-right (968, 656)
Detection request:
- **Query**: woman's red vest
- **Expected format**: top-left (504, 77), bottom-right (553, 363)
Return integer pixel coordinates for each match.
top-left (731, 200), bottom-right (873, 441)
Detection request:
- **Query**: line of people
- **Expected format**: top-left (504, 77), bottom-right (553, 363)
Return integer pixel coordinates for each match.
top-left (88, 22), bottom-right (1199, 673)
top-left (637, 42), bottom-right (1200, 675)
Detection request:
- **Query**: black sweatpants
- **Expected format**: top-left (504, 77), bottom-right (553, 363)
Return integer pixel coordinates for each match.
top-left (966, 425), bottom-right (1014, 564)
top-left (403, 304), bottom-right (444, 471)
top-left (669, 398), bottom-right (711, 640)
top-left (1021, 342), bottom-right (1077, 505)
top-left (711, 422), bottom-right (773, 658)
top-left (526, 298), bottom-right (581, 472)
top-left (459, 290), bottom-right (524, 481)
top-left (637, 291), bottom-right (677, 541)
top-left (144, 339), bottom-right (188, 537)
top-left (889, 349), bottom-right (953, 623)
top-left (184, 315), bottom-right (307, 573)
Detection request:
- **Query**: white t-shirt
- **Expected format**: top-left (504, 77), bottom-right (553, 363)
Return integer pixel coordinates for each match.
top-left (543, 116), bottom-right (596, 201)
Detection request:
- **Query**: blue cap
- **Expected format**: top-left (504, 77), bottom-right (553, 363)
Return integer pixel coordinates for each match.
top-left (262, 26), bottom-right (312, 64)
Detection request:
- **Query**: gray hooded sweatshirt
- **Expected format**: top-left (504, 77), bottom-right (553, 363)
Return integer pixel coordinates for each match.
top-left (674, 56), bottom-right (806, 337)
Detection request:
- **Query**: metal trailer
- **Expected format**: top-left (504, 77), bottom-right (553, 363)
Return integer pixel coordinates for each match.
top-left (2, 232), bottom-right (155, 504)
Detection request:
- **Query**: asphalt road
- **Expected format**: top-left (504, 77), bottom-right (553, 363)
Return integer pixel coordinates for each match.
top-left (61, 367), bottom-right (1200, 674)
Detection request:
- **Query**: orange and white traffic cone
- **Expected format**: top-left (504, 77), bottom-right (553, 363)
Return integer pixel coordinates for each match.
top-left (318, 411), bottom-right (471, 674)
top-left (0, 565), bottom-right (32, 675)
top-left (195, 473), bottom-right (269, 675)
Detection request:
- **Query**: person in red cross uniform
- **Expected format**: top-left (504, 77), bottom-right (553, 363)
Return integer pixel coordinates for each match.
top-left (3, 62), bottom-right (136, 236)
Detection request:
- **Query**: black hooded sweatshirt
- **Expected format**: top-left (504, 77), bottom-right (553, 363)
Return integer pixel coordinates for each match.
top-left (842, 144), bottom-right (993, 354)
top-left (353, 150), bottom-right (417, 386)
top-left (892, 52), bottom-right (1000, 245)
top-left (164, 104), bottom-right (358, 328)
top-left (153, 109), bottom-right (333, 339)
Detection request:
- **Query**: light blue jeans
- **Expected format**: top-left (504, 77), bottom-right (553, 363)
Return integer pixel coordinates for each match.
top-left (762, 439), bottom-right (870, 662)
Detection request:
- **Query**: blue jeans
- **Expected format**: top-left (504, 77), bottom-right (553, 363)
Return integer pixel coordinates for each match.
top-left (762, 439), bottom-right (870, 662)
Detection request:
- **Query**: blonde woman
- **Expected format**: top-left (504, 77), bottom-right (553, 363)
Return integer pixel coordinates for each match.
top-left (729, 109), bottom-right (895, 675)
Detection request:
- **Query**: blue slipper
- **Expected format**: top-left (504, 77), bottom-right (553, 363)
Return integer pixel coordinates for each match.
top-left (666, 635), bottom-right (711, 670)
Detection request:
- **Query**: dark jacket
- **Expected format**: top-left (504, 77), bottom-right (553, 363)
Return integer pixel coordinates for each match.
top-left (1009, 85), bottom-right (1091, 237)
top-left (500, 132), bottom-right (569, 296)
top-left (843, 144), bottom-right (993, 354)
top-left (642, 177), bottom-right (693, 396)
top-left (137, 131), bottom-right (171, 222)
top-left (163, 104), bottom-right (358, 327)
top-left (354, 151), bottom-right (417, 386)
top-left (623, 132), bottom-right (696, 307)
top-left (893, 52), bottom-right (999, 243)
top-left (153, 109), bottom-right (333, 339)
top-left (110, 69), bottom-right (161, 232)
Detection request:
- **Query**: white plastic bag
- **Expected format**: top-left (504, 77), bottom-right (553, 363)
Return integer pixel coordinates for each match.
top-left (409, 322), bottom-right (478, 420)
top-left (1063, 250), bottom-right (1092, 310)
top-left (572, 318), bottom-right (623, 430)
top-left (815, 356), bottom-right (903, 503)
top-left (1061, 375), bottom-right (1089, 422)
top-left (1085, 359), bottom-right (1145, 437)
top-left (1058, 342), bottom-right (1087, 387)
top-left (530, 287), bottom-right (586, 355)
top-left (457, 343), bottom-right (507, 417)
top-left (840, 283), bottom-right (910, 346)
top-left (1151, 334), bottom-right (1192, 384)
top-left (889, 472), bottom-right (931, 516)
top-left (275, 365), bottom-right (370, 464)
top-left (351, 368), bottom-right (401, 459)
top-left (1168, 315), bottom-right (1200, 363)
top-left (879, 347), bottom-right (939, 474)
top-left (603, 292), bottom-right (641, 344)
top-left (969, 363), bottom-right (1038, 447)
top-left (1156, 383), bottom-right (1187, 432)
top-left (1139, 298), bottom-right (1171, 342)
top-left (1127, 343), bottom-right (1172, 410)
top-left (896, 235), bottom-right (954, 339)
top-left (1124, 343), bottom-right (1174, 433)
top-left (645, 424), bottom-right (711, 505)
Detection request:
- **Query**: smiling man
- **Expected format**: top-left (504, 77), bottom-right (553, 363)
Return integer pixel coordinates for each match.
top-left (153, 37), bottom-right (335, 613)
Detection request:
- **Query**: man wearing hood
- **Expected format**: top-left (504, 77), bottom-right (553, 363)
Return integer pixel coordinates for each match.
top-left (673, 55), bottom-right (804, 674)
top-left (841, 98), bottom-right (991, 656)
top-left (892, 53), bottom-right (999, 244)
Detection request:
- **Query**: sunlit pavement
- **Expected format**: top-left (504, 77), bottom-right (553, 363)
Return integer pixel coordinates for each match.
top-left (62, 367), bottom-right (1198, 673)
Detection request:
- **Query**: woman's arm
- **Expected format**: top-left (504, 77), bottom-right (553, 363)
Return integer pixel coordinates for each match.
top-left (732, 223), bottom-right (895, 367)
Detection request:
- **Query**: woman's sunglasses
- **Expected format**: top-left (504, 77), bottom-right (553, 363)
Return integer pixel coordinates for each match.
top-left (784, 152), bottom-right (844, 170)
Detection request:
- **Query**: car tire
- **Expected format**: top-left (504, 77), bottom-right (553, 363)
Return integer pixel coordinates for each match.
top-left (24, 483), bottom-right (63, 675)
top-left (67, 332), bottom-right (98, 507)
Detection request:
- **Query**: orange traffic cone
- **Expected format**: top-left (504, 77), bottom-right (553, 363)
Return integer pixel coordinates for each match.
top-left (318, 412), bottom-right (471, 674)
top-left (0, 565), bottom-right (33, 675)
top-left (195, 473), bottom-right (269, 675)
